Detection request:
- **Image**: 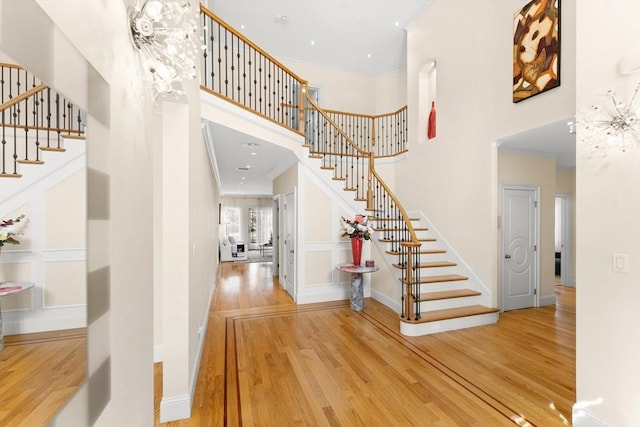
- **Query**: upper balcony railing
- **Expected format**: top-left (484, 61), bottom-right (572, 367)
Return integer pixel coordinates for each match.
top-left (198, 5), bottom-right (407, 159)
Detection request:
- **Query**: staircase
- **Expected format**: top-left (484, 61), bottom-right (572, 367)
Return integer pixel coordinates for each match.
top-left (0, 63), bottom-right (86, 182)
top-left (199, 4), bottom-right (498, 335)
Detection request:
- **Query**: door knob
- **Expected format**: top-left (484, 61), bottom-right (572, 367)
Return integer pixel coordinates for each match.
top-left (504, 254), bottom-right (511, 259)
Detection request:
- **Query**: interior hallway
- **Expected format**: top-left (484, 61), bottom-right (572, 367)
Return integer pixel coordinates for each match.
top-left (155, 261), bottom-right (575, 426)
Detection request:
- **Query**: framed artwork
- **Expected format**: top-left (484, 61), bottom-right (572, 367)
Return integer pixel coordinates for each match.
top-left (513, 0), bottom-right (560, 103)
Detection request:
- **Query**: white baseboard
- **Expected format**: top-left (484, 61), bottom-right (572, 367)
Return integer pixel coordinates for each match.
top-left (371, 288), bottom-right (401, 314)
top-left (154, 345), bottom-right (163, 363)
top-left (159, 394), bottom-right (191, 423)
top-left (573, 406), bottom-right (611, 426)
top-left (295, 284), bottom-right (353, 305)
top-left (540, 294), bottom-right (557, 307)
top-left (400, 312), bottom-right (499, 336)
top-left (1, 306), bottom-right (86, 334)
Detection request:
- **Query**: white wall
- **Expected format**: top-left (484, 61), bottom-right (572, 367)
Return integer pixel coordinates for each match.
top-left (281, 58), bottom-right (406, 115)
top-left (575, 1), bottom-right (640, 425)
top-left (404, 0), bottom-right (576, 298)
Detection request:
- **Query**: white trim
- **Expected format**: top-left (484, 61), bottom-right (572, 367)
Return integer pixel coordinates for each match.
top-left (154, 345), bottom-right (163, 363)
top-left (159, 394), bottom-right (191, 423)
top-left (188, 281), bottom-right (215, 404)
top-left (400, 312), bottom-right (499, 336)
top-left (539, 293), bottom-right (557, 307)
top-left (573, 407), bottom-right (611, 427)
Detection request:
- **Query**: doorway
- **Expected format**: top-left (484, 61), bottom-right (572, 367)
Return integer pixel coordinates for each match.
top-left (283, 188), bottom-right (296, 299)
top-left (272, 195), bottom-right (280, 277)
top-left (502, 186), bottom-right (539, 311)
top-left (555, 195), bottom-right (573, 287)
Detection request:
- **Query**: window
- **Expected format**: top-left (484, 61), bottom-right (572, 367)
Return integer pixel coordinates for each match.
top-left (223, 206), bottom-right (241, 240)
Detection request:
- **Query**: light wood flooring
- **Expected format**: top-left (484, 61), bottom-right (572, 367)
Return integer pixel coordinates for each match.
top-left (156, 262), bottom-right (576, 426)
top-left (0, 328), bottom-right (86, 426)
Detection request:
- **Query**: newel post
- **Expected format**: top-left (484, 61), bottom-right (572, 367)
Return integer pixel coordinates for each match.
top-left (371, 116), bottom-right (376, 147)
top-left (367, 151), bottom-right (374, 211)
top-left (298, 82), bottom-right (307, 135)
top-left (405, 244), bottom-right (414, 320)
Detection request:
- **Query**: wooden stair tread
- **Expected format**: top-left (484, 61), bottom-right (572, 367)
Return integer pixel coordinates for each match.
top-left (370, 217), bottom-right (420, 222)
top-left (386, 248), bottom-right (446, 255)
top-left (379, 237), bottom-right (436, 243)
top-left (401, 274), bottom-right (468, 285)
top-left (61, 134), bottom-right (85, 140)
top-left (0, 173), bottom-right (22, 178)
top-left (39, 147), bottom-right (66, 152)
top-left (308, 154), bottom-right (323, 159)
top-left (416, 289), bottom-right (481, 302)
top-left (393, 261), bottom-right (457, 270)
top-left (332, 177), bottom-right (346, 181)
top-left (414, 305), bottom-right (499, 323)
top-left (17, 159), bottom-right (44, 165)
top-left (374, 227), bottom-right (428, 231)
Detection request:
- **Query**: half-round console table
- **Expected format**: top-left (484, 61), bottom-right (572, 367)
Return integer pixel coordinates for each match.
top-left (336, 263), bottom-right (379, 311)
top-left (0, 281), bottom-right (34, 351)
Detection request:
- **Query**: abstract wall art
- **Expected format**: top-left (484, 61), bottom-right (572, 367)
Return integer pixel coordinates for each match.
top-left (513, 0), bottom-right (560, 103)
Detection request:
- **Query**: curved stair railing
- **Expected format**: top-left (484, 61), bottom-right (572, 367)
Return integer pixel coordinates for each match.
top-left (302, 91), bottom-right (422, 320)
top-left (0, 63), bottom-right (85, 178)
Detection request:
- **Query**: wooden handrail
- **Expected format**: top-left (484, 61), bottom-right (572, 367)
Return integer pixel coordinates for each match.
top-left (200, 5), bottom-right (308, 86)
top-left (371, 168), bottom-right (421, 247)
top-left (321, 105), bottom-right (407, 120)
top-left (0, 83), bottom-right (47, 113)
top-left (303, 91), bottom-right (369, 157)
top-left (0, 62), bottom-right (23, 70)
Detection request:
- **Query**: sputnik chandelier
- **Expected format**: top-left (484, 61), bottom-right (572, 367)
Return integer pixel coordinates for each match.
top-left (128, 0), bottom-right (201, 98)
top-left (580, 81), bottom-right (640, 152)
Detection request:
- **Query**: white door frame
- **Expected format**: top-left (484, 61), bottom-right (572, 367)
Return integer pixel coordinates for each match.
top-left (283, 188), bottom-right (296, 299)
top-left (272, 195), bottom-right (280, 277)
top-left (501, 185), bottom-right (540, 310)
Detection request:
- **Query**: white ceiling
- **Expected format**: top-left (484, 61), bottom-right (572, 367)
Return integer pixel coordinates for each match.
top-left (206, 1), bottom-right (576, 196)
top-left (498, 118), bottom-right (577, 168)
top-left (210, 0), bottom-right (431, 76)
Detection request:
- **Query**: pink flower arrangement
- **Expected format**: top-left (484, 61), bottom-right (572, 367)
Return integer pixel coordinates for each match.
top-left (341, 214), bottom-right (374, 240)
top-left (0, 214), bottom-right (26, 247)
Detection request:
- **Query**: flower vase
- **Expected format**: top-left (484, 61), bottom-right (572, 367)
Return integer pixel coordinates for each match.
top-left (351, 238), bottom-right (363, 266)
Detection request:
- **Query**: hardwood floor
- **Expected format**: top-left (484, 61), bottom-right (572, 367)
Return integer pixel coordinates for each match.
top-left (0, 328), bottom-right (87, 426)
top-left (156, 262), bottom-right (576, 426)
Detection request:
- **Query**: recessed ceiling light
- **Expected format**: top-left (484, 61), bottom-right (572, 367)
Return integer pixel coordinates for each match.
top-left (241, 24), bottom-right (245, 29)
top-left (245, 165), bottom-right (251, 169)
top-left (236, 166), bottom-right (250, 171)
top-left (310, 40), bottom-right (315, 46)
top-left (394, 21), bottom-right (400, 27)
top-left (242, 177), bottom-right (245, 180)
top-left (367, 53), bottom-right (372, 58)
top-left (251, 152), bottom-right (257, 155)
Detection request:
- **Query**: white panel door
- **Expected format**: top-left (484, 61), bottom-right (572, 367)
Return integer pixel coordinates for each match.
top-left (503, 187), bottom-right (537, 311)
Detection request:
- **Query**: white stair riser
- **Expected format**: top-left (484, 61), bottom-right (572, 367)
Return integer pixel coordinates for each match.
top-left (413, 281), bottom-right (471, 293)
top-left (400, 312), bottom-right (499, 336)
top-left (419, 295), bottom-right (482, 311)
